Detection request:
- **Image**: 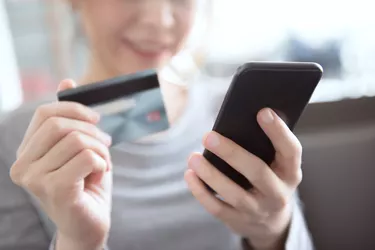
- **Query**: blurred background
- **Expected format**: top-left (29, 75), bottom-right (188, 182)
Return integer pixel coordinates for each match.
top-left (1, 0), bottom-right (375, 113)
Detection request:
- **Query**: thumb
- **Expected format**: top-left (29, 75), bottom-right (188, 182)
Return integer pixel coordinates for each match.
top-left (57, 79), bottom-right (77, 93)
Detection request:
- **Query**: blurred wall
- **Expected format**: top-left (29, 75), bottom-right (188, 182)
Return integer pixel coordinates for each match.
top-left (0, 0), bottom-right (22, 112)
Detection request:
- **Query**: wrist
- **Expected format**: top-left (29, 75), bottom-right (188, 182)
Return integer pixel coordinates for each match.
top-left (245, 234), bottom-right (286, 250)
top-left (246, 206), bottom-right (292, 250)
top-left (56, 232), bottom-right (106, 250)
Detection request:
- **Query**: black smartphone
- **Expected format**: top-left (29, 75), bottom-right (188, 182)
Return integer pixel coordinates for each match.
top-left (203, 62), bottom-right (323, 191)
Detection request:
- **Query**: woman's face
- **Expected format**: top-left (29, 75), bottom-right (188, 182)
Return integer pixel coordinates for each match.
top-left (74, 0), bottom-right (197, 76)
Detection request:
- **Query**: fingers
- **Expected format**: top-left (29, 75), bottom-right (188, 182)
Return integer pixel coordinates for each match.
top-left (53, 149), bottom-right (107, 184)
top-left (20, 79), bottom-right (80, 156)
top-left (18, 99), bottom-right (100, 157)
top-left (188, 153), bottom-right (259, 214)
top-left (20, 117), bottom-right (111, 163)
top-left (203, 131), bottom-right (286, 201)
top-left (257, 108), bottom-right (302, 186)
top-left (57, 79), bottom-right (76, 92)
top-left (185, 169), bottom-right (281, 237)
top-left (184, 169), bottom-right (239, 221)
top-left (14, 149), bottom-right (108, 203)
top-left (37, 131), bottom-right (111, 173)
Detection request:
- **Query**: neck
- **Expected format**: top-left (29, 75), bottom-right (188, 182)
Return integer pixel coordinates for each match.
top-left (80, 60), bottom-right (188, 125)
top-left (80, 56), bottom-right (118, 85)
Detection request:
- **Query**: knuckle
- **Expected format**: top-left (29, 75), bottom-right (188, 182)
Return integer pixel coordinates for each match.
top-left (292, 168), bottom-right (303, 186)
top-left (274, 193), bottom-right (289, 210)
top-left (282, 138), bottom-right (303, 162)
top-left (293, 140), bottom-right (303, 157)
top-left (70, 131), bottom-right (87, 149)
top-left (45, 116), bottom-right (64, 133)
top-left (80, 149), bottom-right (98, 166)
top-left (35, 104), bottom-right (50, 119)
top-left (286, 139), bottom-right (303, 160)
top-left (9, 161), bottom-right (23, 185)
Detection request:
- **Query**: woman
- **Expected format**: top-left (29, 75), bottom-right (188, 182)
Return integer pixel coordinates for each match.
top-left (0, 0), bottom-right (313, 249)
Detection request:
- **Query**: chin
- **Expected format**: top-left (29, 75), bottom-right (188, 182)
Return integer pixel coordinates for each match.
top-left (115, 63), bottom-right (167, 76)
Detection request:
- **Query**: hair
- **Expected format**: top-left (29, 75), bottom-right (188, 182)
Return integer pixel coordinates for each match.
top-left (61, 0), bottom-right (213, 84)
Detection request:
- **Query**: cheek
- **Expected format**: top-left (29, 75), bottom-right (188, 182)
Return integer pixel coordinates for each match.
top-left (80, 3), bottom-right (127, 52)
top-left (174, 16), bottom-right (195, 51)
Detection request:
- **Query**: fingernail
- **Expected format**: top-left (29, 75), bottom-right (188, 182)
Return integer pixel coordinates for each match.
top-left (206, 133), bottom-right (220, 148)
top-left (261, 109), bottom-right (274, 124)
top-left (189, 155), bottom-right (201, 170)
top-left (57, 79), bottom-right (76, 92)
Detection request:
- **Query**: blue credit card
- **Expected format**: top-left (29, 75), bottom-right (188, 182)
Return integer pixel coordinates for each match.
top-left (58, 69), bottom-right (170, 145)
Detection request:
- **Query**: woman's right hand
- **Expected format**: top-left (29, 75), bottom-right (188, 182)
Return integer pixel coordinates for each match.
top-left (10, 80), bottom-right (113, 250)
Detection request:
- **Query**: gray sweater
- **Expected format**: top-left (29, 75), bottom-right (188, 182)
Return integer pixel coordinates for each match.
top-left (0, 82), bottom-right (314, 250)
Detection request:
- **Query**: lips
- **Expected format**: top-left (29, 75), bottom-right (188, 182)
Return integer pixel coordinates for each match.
top-left (121, 37), bottom-right (171, 59)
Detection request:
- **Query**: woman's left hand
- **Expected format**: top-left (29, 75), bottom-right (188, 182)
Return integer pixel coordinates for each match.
top-left (185, 108), bottom-right (303, 250)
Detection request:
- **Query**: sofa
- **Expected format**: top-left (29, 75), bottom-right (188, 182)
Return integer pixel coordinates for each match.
top-left (295, 96), bottom-right (375, 250)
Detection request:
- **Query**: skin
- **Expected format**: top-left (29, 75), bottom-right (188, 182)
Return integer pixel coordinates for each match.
top-left (10, 1), bottom-right (303, 249)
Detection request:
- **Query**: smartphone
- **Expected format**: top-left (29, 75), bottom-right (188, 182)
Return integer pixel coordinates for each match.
top-left (58, 69), bottom-right (170, 145)
top-left (203, 62), bottom-right (323, 191)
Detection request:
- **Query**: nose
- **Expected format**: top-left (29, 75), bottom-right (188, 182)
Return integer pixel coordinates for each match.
top-left (139, 1), bottom-right (175, 29)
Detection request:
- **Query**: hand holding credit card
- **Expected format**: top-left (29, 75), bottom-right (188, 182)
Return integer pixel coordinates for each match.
top-left (58, 69), bottom-right (170, 145)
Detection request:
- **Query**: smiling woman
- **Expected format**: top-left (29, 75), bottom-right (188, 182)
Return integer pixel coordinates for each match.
top-left (66, 0), bottom-right (208, 84)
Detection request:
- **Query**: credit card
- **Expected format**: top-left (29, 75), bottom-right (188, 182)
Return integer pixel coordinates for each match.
top-left (58, 69), bottom-right (170, 145)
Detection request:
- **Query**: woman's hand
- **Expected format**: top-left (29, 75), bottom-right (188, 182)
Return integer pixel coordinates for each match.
top-left (185, 108), bottom-right (302, 250)
top-left (10, 80), bottom-right (113, 250)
